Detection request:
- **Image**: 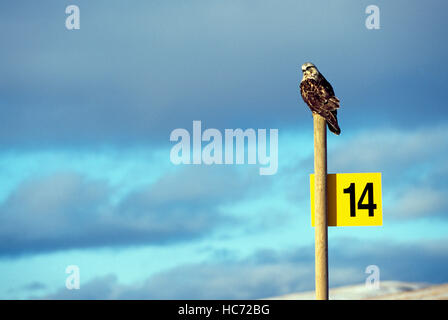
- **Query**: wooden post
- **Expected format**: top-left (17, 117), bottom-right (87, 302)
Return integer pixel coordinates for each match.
top-left (313, 113), bottom-right (329, 300)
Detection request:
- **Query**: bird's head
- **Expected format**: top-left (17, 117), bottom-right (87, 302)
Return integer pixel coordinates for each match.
top-left (301, 62), bottom-right (320, 81)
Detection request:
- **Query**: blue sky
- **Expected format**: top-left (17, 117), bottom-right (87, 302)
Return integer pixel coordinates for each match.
top-left (1, 0), bottom-right (448, 299)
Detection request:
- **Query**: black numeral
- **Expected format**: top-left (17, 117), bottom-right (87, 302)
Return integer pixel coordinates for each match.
top-left (358, 183), bottom-right (377, 216)
top-left (343, 183), bottom-right (356, 217)
top-left (343, 182), bottom-right (377, 217)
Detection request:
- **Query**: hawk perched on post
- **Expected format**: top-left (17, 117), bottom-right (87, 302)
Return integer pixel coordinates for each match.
top-left (300, 62), bottom-right (341, 135)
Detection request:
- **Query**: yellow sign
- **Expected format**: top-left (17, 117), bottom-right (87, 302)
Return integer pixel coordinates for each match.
top-left (310, 173), bottom-right (382, 227)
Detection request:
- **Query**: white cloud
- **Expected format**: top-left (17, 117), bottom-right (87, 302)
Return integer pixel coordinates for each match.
top-left (0, 168), bottom-right (244, 256)
top-left (329, 125), bottom-right (448, 173)
top-left (32, 238), bottom-right (448, 299)
top-left (388, 186), bottom-right (448, 219)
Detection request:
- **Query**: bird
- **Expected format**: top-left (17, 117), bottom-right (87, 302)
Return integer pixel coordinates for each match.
top-left (299, 62), bottom-right (341, 135)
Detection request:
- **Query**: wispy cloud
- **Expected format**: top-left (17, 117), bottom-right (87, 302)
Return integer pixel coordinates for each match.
top-left (1, 1), bottom-right (447, 148)
top-left (0, 167), bottom-right (258, 256)
top-left (32, 238), bottom-right (448, 299)
top-left (388, 186), bottom-right (448, 219)
top-left (329, 125), bottom-right (448, 173)
top-left (1, 0), bottom-right (448, 300)
top-left (326, 125), bottom-right (448, 220)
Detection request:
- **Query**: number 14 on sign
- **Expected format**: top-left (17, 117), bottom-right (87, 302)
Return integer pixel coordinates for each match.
top-left (310, 172), bottom-right (383, 227)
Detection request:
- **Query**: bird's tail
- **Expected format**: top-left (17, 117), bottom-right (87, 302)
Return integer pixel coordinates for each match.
top-left (326, 110), bottom-right (341, 135)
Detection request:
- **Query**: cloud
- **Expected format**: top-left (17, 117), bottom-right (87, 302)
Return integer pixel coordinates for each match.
top-left (4, 124), bottom-right (444, 258)
top-left (325, 125), bottom-right (448, 220)
top-left (330, 238), bottom-right (448, 285)
top-left (388, 186), bottom-right (448, 219)
top-left (8, 281), bottom-right (47, 295)
top-left (35, 247), bottom-right (318, 300)
top-left (34, 238), bottom-right (448, 299)
top-left (0, 166), bottom-right (259, 256)
top-left (1, 1), bottom-right (447, 148)
top-left (33, 275), bottom-right (119, 300)
top-left (276, 124), bottom-right (448, 221)
top-left (329, 125), bottom-right (448, 174)
top-left (120, 238), bottom-right (448, 299)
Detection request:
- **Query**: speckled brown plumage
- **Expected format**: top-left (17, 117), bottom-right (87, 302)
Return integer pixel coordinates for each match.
top-left (300, 69), bottom-right (341, 135)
